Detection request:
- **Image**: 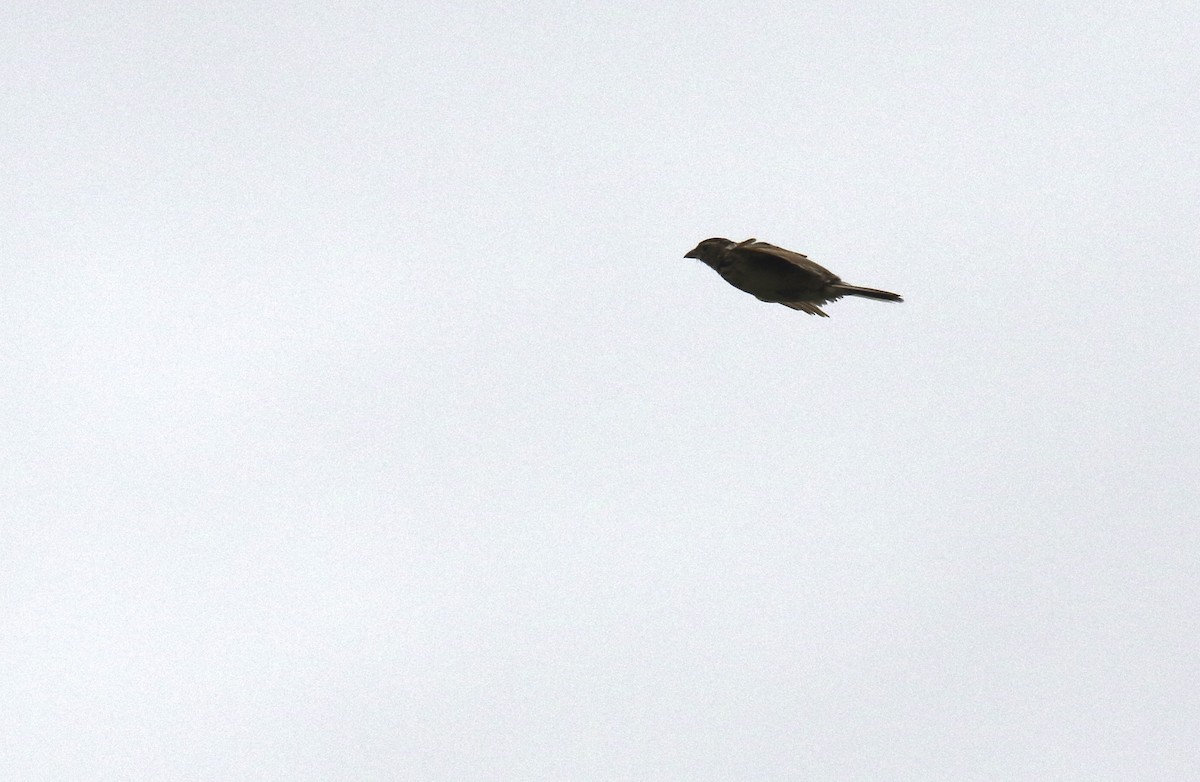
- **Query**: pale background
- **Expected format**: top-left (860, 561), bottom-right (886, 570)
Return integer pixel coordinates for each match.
top-left (3, 1), bottom-right (1198, 779)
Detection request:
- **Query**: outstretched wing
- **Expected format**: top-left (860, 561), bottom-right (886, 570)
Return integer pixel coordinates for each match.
top-left (737, 241), bottom-right (841, 282)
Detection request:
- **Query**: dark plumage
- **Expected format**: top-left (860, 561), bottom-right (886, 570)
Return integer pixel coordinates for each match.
top-left (684, 237), bottom-right (903, 317)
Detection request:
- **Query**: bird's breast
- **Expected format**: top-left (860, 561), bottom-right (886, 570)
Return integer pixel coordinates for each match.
top-left (718, 257), bottom-right (820, 302)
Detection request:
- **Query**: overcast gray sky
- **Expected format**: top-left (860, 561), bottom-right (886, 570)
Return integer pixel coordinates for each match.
top-left (4, 1), bottom-right (1198, 779)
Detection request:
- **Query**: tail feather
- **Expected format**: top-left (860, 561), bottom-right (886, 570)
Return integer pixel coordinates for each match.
top-left (832, 284), bottom-right (903, 303)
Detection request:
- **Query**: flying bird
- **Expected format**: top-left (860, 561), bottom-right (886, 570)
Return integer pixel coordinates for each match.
top-left (684, 237), bottom-right (902, 317)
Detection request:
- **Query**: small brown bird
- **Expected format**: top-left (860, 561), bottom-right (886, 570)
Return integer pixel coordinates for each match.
top-left (684, 237), bottom-right (903, 317)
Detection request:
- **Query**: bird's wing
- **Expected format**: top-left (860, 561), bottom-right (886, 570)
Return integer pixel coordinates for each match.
top-left (739, 241), bottom-right (840, 281)
top-left (780, 301), bottom-right (830, 317)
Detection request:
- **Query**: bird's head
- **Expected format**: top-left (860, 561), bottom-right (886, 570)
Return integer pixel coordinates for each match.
top-left (684, 237), bottom-right (736, 267)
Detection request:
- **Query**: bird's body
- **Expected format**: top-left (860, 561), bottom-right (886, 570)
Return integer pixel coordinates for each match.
top-left (684, 237), bottom-right (902, 317)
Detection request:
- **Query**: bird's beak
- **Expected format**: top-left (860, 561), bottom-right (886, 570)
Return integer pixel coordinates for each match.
top-left (684, 248), bottom-right (701, 259)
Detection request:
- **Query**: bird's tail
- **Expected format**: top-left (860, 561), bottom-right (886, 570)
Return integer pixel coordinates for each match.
top-left (832, 284), bottom-right (903, 303)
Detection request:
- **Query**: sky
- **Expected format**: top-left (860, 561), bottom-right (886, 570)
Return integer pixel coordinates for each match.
top-left (3, 1), bottom-right (1199, 779)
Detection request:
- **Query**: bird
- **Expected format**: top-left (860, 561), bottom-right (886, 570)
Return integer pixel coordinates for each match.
top-left (684, 237), bottom-right (902, 317)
